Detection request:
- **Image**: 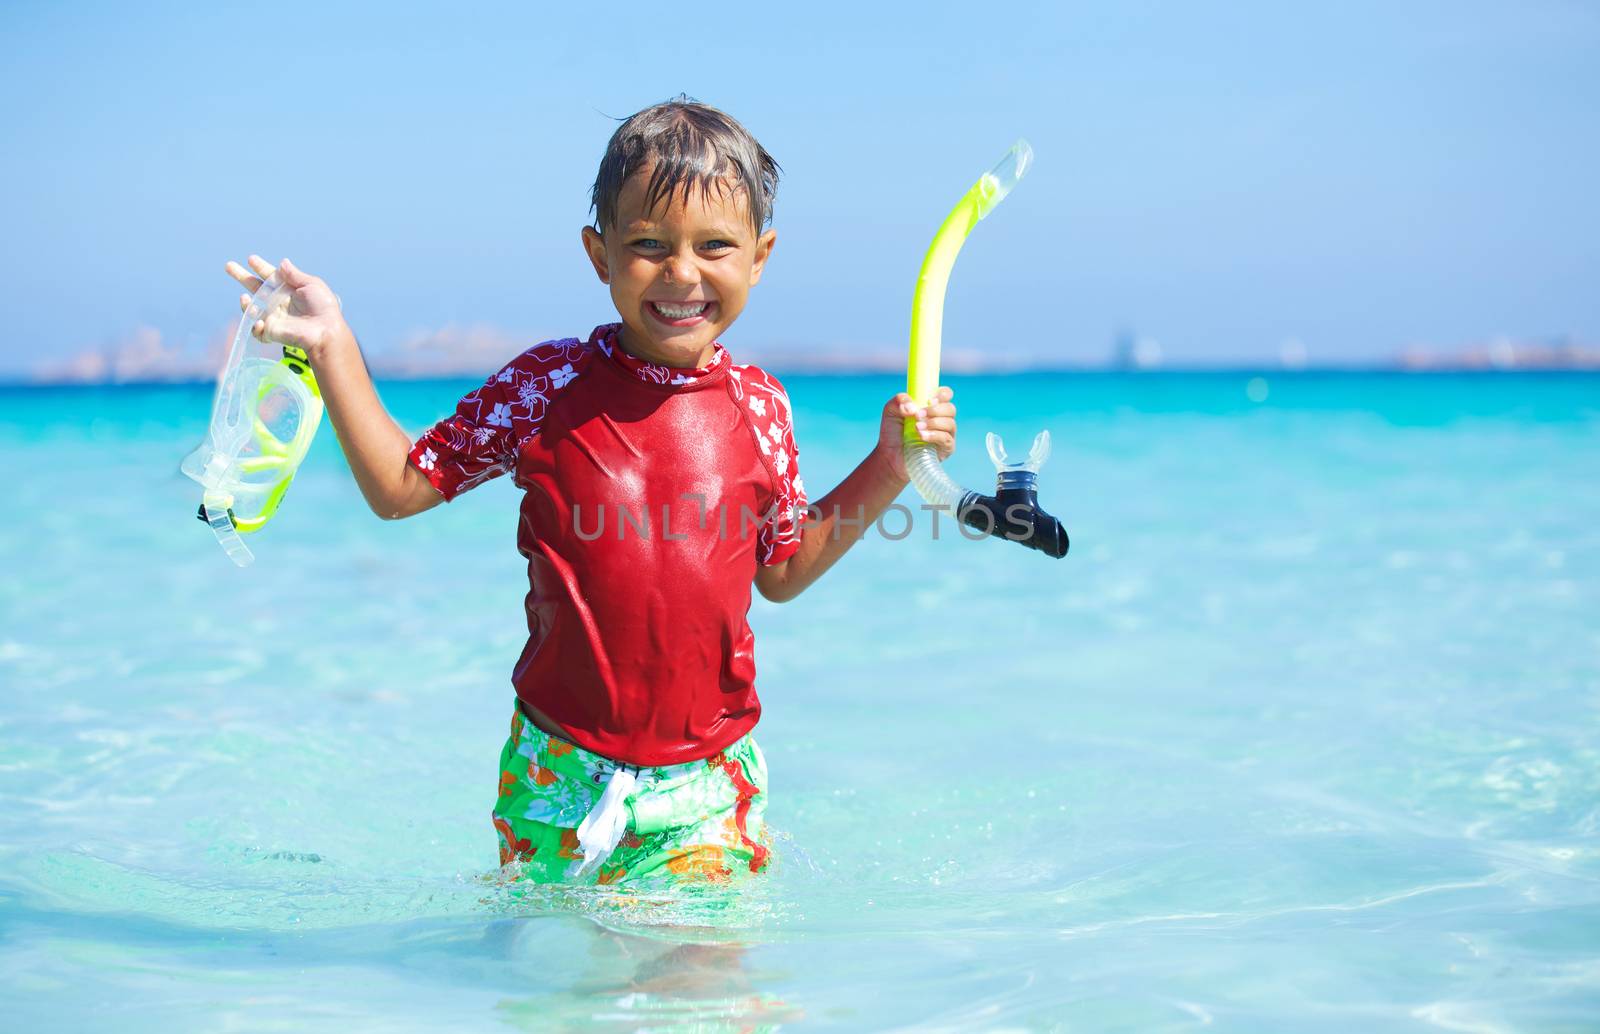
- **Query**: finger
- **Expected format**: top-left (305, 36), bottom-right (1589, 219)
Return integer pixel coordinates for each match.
top-left (239, 292), bottom-right (250, 313)
top-left (252, 318), bottom-right (267, 341)
top-left (259, 306), bottom-right (292, 339)
top-left (246, 254), bottom-right (276, 279)
top-left (277, 257), bottom-right (311, 289)
top-left (935, 386), bottom-right (954, 401)
top-left (255, 310), bottom-right (313, 348)
top-left (225, 260), bottom-right (264, 294)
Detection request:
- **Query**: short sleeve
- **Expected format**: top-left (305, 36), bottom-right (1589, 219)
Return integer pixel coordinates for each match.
top-left (731, 366), bottom-right (809, 566)
top-left (408, 338), bottom-right (589, 502)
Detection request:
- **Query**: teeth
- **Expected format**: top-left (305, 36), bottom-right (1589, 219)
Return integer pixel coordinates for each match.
top-left (654, 302), bottom-right (708, 319)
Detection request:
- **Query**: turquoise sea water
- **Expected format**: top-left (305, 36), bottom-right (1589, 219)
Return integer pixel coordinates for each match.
top-left (1, 372), bottom-right (1597, 1031)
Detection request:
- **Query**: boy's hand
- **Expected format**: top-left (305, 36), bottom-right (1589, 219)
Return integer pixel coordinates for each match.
top-left (875, 386), bottom-right (956, 483)
top-left (223, 255), bottom-right (349, 362)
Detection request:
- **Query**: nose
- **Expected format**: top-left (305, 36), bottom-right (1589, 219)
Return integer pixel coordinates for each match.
top-left (661, 248), bottom-right (701, 286)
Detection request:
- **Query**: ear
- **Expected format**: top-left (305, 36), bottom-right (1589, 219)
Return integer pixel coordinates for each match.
top-left (581, 226), bottom-right (610, 284)
top-left (749, 229), bottom-right (776, 286)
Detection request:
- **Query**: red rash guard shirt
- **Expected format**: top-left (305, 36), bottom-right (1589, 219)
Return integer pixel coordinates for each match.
top-left (409, 324), bottom-right (807, 766)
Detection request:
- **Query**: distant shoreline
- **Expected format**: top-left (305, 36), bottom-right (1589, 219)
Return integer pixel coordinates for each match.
top-left (24, 327), bottom-right (1596, 385)
top-left (6, 365), bottom-right (1600, 389)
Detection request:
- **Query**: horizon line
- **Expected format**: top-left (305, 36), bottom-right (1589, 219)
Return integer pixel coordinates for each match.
top-left (7, 360), bottom-right (1600, 389)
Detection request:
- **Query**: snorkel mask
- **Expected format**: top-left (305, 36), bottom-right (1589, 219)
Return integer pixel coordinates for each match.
top-left (181, 272), bottom-right (324, 567)
top-left (903, 140), bottom-right (1068, 559)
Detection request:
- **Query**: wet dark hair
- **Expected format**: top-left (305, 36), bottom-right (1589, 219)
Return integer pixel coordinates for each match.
top-left (589, 95), bottom-right (780, 234)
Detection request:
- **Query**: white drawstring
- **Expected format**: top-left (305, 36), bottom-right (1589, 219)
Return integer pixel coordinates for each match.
top-left (573, 764), bottom-right (638, 879)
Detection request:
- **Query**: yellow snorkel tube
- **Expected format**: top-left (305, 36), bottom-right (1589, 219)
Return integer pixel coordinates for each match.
top-left (903, 139), bottom-right (1068, 558)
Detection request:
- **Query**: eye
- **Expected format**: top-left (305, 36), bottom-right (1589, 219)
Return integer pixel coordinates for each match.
top-left (702, 239), bottom-right (733, 252)
top-left (631, 238), bottom-right (664, 250)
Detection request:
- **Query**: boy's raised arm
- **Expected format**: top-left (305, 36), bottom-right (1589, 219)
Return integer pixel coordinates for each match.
top-left (224, 255), bottom-right (442, 521)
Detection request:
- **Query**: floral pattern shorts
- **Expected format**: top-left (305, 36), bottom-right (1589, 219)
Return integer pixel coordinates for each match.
top-left (492, 704), bottom-right (771, 885)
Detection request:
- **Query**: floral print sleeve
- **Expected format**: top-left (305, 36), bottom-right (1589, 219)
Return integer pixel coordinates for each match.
top-left (729, 365), bottom-right (808, 566)
top-left (409, 338), bottom-right (589, 502)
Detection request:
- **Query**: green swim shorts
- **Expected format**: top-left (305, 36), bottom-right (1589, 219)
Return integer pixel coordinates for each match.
top-left (491, 704), bottom-right (772, 885)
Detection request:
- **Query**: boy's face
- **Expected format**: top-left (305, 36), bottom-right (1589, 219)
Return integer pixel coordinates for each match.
top-left (582, 167), bottom-right (776, 369)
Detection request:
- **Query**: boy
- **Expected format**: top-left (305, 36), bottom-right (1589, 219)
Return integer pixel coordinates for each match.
top-left (225, 98), bottom-right (957, 885)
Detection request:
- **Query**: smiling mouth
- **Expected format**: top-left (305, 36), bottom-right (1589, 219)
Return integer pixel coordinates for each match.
top-left (648, 300), bottom-right (716, 326)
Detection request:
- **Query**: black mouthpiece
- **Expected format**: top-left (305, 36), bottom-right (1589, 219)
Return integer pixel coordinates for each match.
top-left (955, 483), bottom-right (1069, 559)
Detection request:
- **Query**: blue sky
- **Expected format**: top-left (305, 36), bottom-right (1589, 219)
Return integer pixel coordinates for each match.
top-left (1, 0), bottom-right (1596, 376)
